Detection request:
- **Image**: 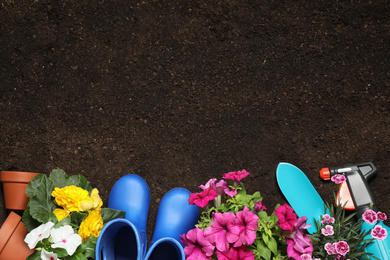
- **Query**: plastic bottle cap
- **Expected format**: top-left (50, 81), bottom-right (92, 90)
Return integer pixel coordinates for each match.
top-left (320, 168), bottom-right (330, 180)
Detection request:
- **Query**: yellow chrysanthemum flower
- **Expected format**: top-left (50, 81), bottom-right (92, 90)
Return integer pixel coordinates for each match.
top-left (51, 186), bottom-right (94, 212)
top-left (53, 208), bottom-right (70, 222)
top-left (78, 210), bottom-right (103, 242)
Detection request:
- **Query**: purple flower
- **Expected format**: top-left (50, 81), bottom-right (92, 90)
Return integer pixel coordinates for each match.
top-left (371, 225), bottom-right (388, 240)
top-left (234, 206), bottom-right (259, 247)
top-left (285, 217), bottom-right (313, 260)
top-left (180, 228), bottom-right (215, 260)
top-left (362, 209), bottom-right (378, 224)
top-left (254, 201), bottom-right (267, 212)
top-left (335, 241), bottom-right (349, 256)
top-left (331, 174), bottom-right (346, 184)
top-left (321, 225), bottom-right (334, 236)
top-left (204, 212), bottom-right (240, 252)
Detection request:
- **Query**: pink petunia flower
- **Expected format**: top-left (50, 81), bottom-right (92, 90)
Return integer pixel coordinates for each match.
top-left (334, 241), bottom-right (349, 256)
top-left (224, 188), bottom-right (237, 197)
top-left (216, 245), bottom-right (255, 260)
top-left (223, 169), bottom-right (250, 182)
top-left (234, 206), bottom-right (259, 247)
top-left (331, 174), bottom-right (346, 184)
top-left (254, 201), bottom-right (267, 212)
top-left (321, 214), bottom-right (335, 224)
top-left (362, 209), bottom-right (378, 224)
top-left (377, 211), bottom-right (387, 221)
top-left (189, 187), bottom-right (217, 208)
top-left (371, 225), bottom-right (388, 240)
top-left (180, 228), bottom-right (215, 260)
top-left (204, 212), bottom-right (240, 252)
top-left (275, 203), bottom-right (298, 233)
top-left (321, 225), bottom-right (334, 236)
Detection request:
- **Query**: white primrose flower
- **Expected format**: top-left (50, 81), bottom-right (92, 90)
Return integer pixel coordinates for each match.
top-left (50, 225), bottom-right (82, 256)
top-left (24, 222), bottom-right (55, 249)
top-left (41, 249), bottom-right (58, 260)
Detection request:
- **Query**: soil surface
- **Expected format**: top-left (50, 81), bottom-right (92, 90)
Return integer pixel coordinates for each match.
top-left (1, 0), bottom-right (390, 249)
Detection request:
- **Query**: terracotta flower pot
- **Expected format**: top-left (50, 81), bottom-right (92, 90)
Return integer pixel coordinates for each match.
top-left (0, 211), bottom-right (34, 260)
top-left (0, 171), bottom-right (40, 210)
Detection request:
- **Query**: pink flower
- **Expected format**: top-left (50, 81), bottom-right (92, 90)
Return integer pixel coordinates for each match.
top-left (300, 254), bottom-right (312, 260)
top-left (189, 187), bottom-right (217, 208)
top-left (321, 214), bottom-right (335, 224)
top-left (325, 242), bottom-right (337, 255)
top-left (275, 203), bottom-right (297, 233)
top-left (335, 241), bottom-right (349, 256)
top-left (234, 206), bottom-right (259, 247)
top-left (377, 211), bottom-right (387, 221)
top-left (254, 201), bottom-right (267, 212)
top-left (224, 188), bottom-right (237, 197)
top-left (215, 245), bottom-right (255, 260)
top-left (331, 174), bottom-right (346, 184)
top-left (371, 225), bottom-right (388, 240)
top-left (223, 169), bottom-right (250, 182)
top-left (321, 225), bottom-right (334, 236)
top-left (180, 228), bottom-right (215, 260)
top-left (204, 212), bottom-right (240, 252)
top-left (362, 209), bottom-right (378, 224)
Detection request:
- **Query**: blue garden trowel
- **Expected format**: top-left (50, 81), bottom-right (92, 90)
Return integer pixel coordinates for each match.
top-left (276, 162), bottom-right (327, 234)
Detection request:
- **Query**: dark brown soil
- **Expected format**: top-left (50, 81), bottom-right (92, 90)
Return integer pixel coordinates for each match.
top-left (1, 0), bottom-right (390, 246)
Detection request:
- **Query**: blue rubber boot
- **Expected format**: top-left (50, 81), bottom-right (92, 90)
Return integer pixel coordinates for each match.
top-left (144, 188), bottom-right (199, 260)
top-left (95, 174), bottom-right (150, 260)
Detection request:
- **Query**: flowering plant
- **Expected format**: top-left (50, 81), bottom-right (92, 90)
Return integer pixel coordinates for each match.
top-left (22, 168), bottom-right (125, 260)
top-left (309, 174), bottom-right (387, 260)
top-left (180, 170), bottom-right (313, 260)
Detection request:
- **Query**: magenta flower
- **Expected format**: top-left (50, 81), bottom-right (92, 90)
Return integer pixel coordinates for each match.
top-left (180, 228), bottom-right (215, 260)
top-left (224, 188), bottom-right (237, 197)
top-left (377, 211), bottom-right (387, 221)
top-left (254, 201), bottom-right (267, 212)
top-left (234, 206), bottom-right (259, 247)
top-left (189, 187), bottom-right (217, 208)
top-left (204, 212), bottom-right (240, 252)
top-left (371, 225), bottom-right (388, 240)
top-left (321, 214), bottom-right (335, 224)
top-left (300, 254), bottom-right (312, 260)
top-left (331, 174), bottom-right (346, 184)
top-left (215, 245), bottom-right (255, 260)
top-left (199, 178), bottom-right (217, 190)
top-left (223, 169), bottom-right (250, 182)
top-left (335, 241), bottom-right (349, 256)
top-left (362, 209), bottom-right (378, 224)
top-left (321, 225), bottom-right (334, 236)
top-left (285, 217), bottom-right (313, 260)
top-left (275, 203), bottom-right (298, 233)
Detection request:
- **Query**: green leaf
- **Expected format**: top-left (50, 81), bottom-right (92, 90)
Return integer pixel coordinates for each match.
top-left (77, 174), bottom-right (93, 193)
top-left (25, 174), bottom-right (45, 197)
top-left (267, 235), bottom-right (278, 255)
top-left (257, 239), bottom-right (271, 260)
top-left (22, 202), bottom-right (42, 231)
top-left (26, 250), bottom-right (41, 260)
top-left (29, 175), bottom-right (57, 223)
top-left (101, 208), bottom-right (126, 224)
top-left (54, 216), bottom-right (72, 228)
top-left (52, 247), bottom-right (68, 258)
top-left (71, 212), bottom-right (88, 228)
top-left (82, 236), bottom-right (97, 258)
top-left (49, 168), bottom-right (74, 188)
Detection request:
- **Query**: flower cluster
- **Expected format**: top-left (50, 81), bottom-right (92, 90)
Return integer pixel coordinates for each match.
top-left (22, 168), bottom-right (125, 260)
top-left (181, 170), bottom-right (312, 260)
top-left (363, 209), bottom-right (388, 240)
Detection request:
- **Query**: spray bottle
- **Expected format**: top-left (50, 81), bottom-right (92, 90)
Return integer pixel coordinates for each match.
top-left (320, 162), bottom-right (390, 259)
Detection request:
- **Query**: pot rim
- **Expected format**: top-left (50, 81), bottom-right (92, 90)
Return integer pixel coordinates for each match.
top-left (0, 211), bottom-right (22, 254)
top-left (0, 171), bottom-right (40, 183)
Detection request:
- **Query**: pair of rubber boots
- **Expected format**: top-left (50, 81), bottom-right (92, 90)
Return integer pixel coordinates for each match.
top-left (95, 174), bottom-right (199, 260)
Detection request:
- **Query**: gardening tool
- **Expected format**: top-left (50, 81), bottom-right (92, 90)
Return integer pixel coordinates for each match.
top-left (276, 162), bottom-right (327, 234)
top-left (320, 162), bottom-right (390, 260)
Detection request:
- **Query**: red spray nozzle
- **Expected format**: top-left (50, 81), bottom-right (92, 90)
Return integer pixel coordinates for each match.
top-left (320, 167), bottom-right (330, 180)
